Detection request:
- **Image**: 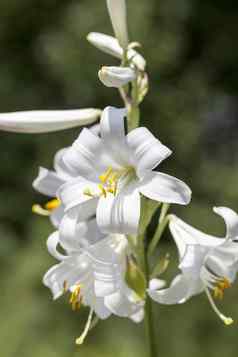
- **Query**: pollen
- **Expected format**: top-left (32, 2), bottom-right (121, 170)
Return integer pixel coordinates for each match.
top-left (213, 277), bottom-right (231, 300)
top-left (70, 285), bottom-right (82, 311)
top-left (45, 198), bottom-right (61, 211)
top-left (32, 198), bottom-right (60, 216)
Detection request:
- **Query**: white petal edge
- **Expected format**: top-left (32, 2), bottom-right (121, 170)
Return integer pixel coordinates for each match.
top-left (33, 167), bottom-right (66, 197)
top-left (139, 171), bottom-right (192, 206)
top-left (126, 127), bottom-right (172, 174)
top-left (148, 274), bottom-right (190, 305)
top-left (213, 206), bottom-right (238, 240)
top-left (169, 215), bottom-right (223, 258)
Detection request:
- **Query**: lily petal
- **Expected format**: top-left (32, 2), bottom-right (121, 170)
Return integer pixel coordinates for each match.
top-left (50, 205), bottom-right (65, 228)
top-left (54, 148), bottom-right (76, 180)
top-left (0, 109), bottom-right (101, 134)
top-left (169, 215), bottom-right (223, 258)
top-left (33, 167), bottom-right (66, 197)
top-left (100, 106), bottom-right (129, 165)
top-left (148, 274), bottom-right (190, 305)
top-left (63, 128), bottom-right (105, 180)
top-left (106, 0), bottom-right (129, 49)
top-left (43, 256), bottom-right (89, 299)
top-left (104, 290), bottom-right (142, 317)
top-left (58, 177), bottom-right (98, 212)
top-left (47, 231), bottom-right (67, 261)
top-left (213, 206), bottom-right (238, 240)
top-left (96, 184), bottom-right (140, 235)
top-left (127, 127), bottom-right (172, 174)
top-left (139, 171), bottom-right (191, 206)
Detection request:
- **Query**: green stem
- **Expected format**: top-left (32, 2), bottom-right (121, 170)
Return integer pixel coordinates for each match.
top-left (141, 237), bottom-right (157, 357)
top-left (148, 204), bottom-right (170, 257)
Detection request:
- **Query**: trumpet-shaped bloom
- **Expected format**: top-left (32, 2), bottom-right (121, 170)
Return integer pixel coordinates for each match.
top-left (58, 106), bottom-right (191, 235)
top-left (106, 0), bottom-right (129, 50)
top-left (148, 207), bottom-right (238, 325)
top-left (98, 66), bottom-right (136, 88)
top-left (0, 109), bottom-right (101, 134)
top-left (87, 32), bottom-right (146, 71)
top-left (43, 218), bottom-right (144, 321)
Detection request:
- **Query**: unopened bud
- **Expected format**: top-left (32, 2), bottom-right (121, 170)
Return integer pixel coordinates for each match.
top-left (98, 66), bottom-right (136, 88)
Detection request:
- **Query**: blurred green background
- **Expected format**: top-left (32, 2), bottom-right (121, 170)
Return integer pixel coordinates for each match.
top-left (0, 0), bottom-right (238, 356)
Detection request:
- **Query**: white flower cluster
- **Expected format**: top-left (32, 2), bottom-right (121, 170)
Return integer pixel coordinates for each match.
top-left (0, 0), bottom-right (238, 347)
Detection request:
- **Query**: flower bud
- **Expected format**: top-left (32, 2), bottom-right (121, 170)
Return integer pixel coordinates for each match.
top-left (0, 108), bottom-right (101, 134)
top-left (106, 0), bottom-right (129, 50)
top-left (98, 66), bottom-right (136, 88)
top-left (87, 32), bottom-right (146, 71)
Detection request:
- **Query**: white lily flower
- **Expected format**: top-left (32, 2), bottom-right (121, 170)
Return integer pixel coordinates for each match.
top-left (148, 207), bottom-right (238, 325)
top-left (106, 0), bottom-right (129, 50)
top-left (58, 106), bottom-right (191, 235)
top-left (43, 219), bottom-right (144, 323)
top-left (0, 108), bottom-right (101, 134)
top-left (87, 32), bottom-right (146, 71)
top-left (98, 66), bottom-right (136, 88)
top-left (32, 124), bottom-right (101, 227)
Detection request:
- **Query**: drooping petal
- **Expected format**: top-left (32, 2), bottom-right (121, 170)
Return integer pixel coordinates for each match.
top-left (98, 66), bottom-right (136, 88)
top-left (46, 231), bottom-right (67, 261)
top-left (33, 167), bottom-right (66, 197)
top-left (106, 0), bottom-right (129, 49)
top-left (213, 206), bottom-right (238, 240)
top-left (96, 184), bottom-right (140, 235)
top-left (87, 32), bottom-right (146, 70)
top-left (0, 109), bottom-right (101, 134)
top-left (126, 127), bottom-right (172, 174)
top-left (43, 255), bottom-right (89, 299)
top-left (63, 128), bottom-right (106, 180)
top-left (104, 289), bottom-right (143, 317)
top-left (148, 274), bottom-right (191, 305)
top-left (139, 172), bottom-right (191, 206)
top-left (169, 215), bottom-right (224, 258)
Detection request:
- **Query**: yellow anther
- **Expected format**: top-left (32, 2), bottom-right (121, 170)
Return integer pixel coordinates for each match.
top-left (70, 285), bottom-right (82, 311)
top-left (213, 277), bottom-right (231, 300)
top-left (99, 167), bottom-right (113, 183)
top-left (45, 198), bottom-right (60, 211)
top-left (63, 280), bottom-right (68, 293)
top-left (32, 198), bottom-right (60, 216)
top-left (83, 188), bottom-right (95, 197)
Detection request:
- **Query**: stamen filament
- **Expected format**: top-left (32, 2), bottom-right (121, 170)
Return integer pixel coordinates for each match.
top-left (76, 308), bottom-right (94, 345)
top-left (205, 287), bottom-right (234, 326)
top-left (32, 204), bottom-right (50, 216)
